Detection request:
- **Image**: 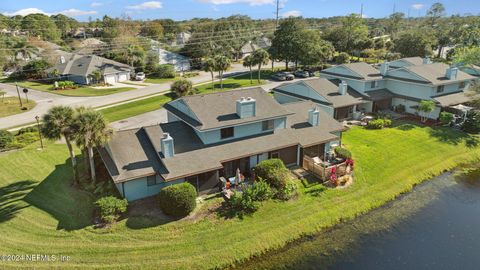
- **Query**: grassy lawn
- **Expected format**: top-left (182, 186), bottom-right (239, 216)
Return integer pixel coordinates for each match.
top-left (100, 94), bottom-right (173, 123)
top-left (195, 73), bottom-right (266, 94)
top-left (0, 122), bottom-right (479, 269)
top-left (0, 97), bottom-right (36, 117)
top-left (16, 81), bottom-right (136, 97)
top-left (144, 77), bottom-right (179, 84)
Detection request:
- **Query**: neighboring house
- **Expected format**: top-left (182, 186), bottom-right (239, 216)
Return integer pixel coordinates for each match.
top-left (273, 78), bottom-right (366, 120)
top-left (166, 32), bottom-right (191, 48)
top-left (158, 48), bottom-right (191, 72)
top-left (75, 38), bottom-right (106, 55)
top-left (47, 54), bottom-right (133, 85)
top-left (388, 57), bottom-right (427, 69)
top-left (458, 64), bottom-right (480, 77)
top-left (318, 59), bottom-right (477, 119)
top-left (99, 87), bottom-right (345, 201)
top-left (240, 36), bottom-right (272, 58)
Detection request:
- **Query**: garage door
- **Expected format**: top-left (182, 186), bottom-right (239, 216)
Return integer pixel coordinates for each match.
top-left (117, 73), bottom-right (129, 82)
top-left (104, 75), bottom-right (116, 84)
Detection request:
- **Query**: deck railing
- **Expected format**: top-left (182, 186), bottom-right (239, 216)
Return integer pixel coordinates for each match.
top-left (302, 156), bottom-right (348, 182)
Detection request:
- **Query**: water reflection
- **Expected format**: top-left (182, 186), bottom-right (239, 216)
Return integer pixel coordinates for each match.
top-left (236, 169), bottom-right (480, 270)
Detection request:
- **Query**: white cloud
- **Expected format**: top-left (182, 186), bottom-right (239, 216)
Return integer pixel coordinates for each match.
top-left (282, 10), bottom-right (301, 18)
top-left (91, 2), bottom-right (103, 7)
top-left (199, 0), bottom-right (275, 6)
top-left (127, 1), bottom-right (163, 10)
top-left (59, 9), bottom-right (97, 16)
top-left (411, 3), bottom-right (425, 10)
top-left (3, 8), bottom-right (49, 16)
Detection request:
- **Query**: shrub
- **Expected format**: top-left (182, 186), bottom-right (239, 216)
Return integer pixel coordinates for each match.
top-left (154, 64), bottom-right (176, 78)
top-left (439, 112), bottom-right (454, 125)
top-left (0, 130), bottom-right (14, 149)
top-left (255, 159), bottom-right (288, 190)
top-left (55, 81), bottom-right (76, 90)
top-left (335, 52), bottom-right (351, 64)
top-left (366, 119), bottom-right (386, 129)
top-left (171, 79), bottom-right (193, 98)
top-left (249, 179), bottom-right (273, 201)
top-left (158, 182), bottom-right (197, 217)
top-left (229, 189), bottom-right (260, 215)
top-left (383, 119), bottom-right (392, 127)
top-left (462, 111), bottom-right (480, 134)
top-left (334, 147), bottom-right (352, 159)
top-left (395, 104), bottom-right (406, 113)
top-left (95, 196), bottom-right (128, 224)
top-left (17, 126), bottom-right (38, 135)
top-left (276, 180), bottom-right (298, 201)
top-left (14, 132), bottom-right (39, 148)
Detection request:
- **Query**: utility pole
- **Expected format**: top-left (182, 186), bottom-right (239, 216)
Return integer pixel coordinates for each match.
top-left (35, 116), bottom-right (44, 150)
top-left (275, 0), bottom-right (281, 28)
top-left (15, 82), bottom-right (23, 107)
top-left (393, 2), bottom-right (396, 14)
top-left (360, 3), bottom-right (364, 18)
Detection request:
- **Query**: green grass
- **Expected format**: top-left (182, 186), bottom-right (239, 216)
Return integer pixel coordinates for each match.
top-left (0, 97), bottom-right (36, 117)
top-left (99, 94), bottom-right (173, 123)
top-left (144, 77), bottom-right (179, 84)
top-left (16, 81), bottom-right (136, 97)
top-left (1, 122), bottom-right (479, 269)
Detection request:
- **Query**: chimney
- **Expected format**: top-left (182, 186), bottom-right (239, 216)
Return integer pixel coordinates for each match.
top-left (236, 97), bottom-right (256, 118)
top-left (161, 133), bottom-right (174, 158)
top-left (338, 81), bottom-right (348, 95)
top-left (308, 108), bottom-right (320, 126)
top-left (446, 67), bottom-right (458, 80)
top-left (423, 57), bottom-right (431, 65)
top-left (380, 62), bottom-right (390, 76)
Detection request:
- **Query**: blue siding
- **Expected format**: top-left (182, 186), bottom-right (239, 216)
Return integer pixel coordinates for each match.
top-left (276, 83), bottom-right (329, 103)
top-left (168, 99), bottom-right (200, 122)
top-left (274, 92), bottom-right (303, 104)
top-left (116, 177), bottom-right (185, 201)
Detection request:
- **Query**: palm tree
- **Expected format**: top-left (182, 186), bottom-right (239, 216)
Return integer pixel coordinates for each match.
top-left (203, 57), bottom-right (216, 89)
top-left (74, 108), bottom-right (113, 183)
top-left (89, 70), bottom-right (102, 84)
top-left (12, 39), bottom-right (38, 63)
top-left (213, 55), bottom-right (231, 90)
top-left (243, 55), bottom-right (255, 84)
top-left (41, 106), bottom-right (78, 184)
top-left (252, 49), bottom-right (270, 83)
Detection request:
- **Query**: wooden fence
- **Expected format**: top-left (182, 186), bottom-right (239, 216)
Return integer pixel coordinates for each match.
top-left (302, 156), bottom-right (348, 182)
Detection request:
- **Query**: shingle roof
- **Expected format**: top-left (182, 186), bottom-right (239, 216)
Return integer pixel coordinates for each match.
top-left (164, 87), bottom-right (294, 131)
top-left (101, 98), bottom-right (344, 183)
top-left (48, 54), bottom-right (132, 77)
top-left (401, 63), bottom-right (475, 85)
top-left (433, 91), bottom-right (472, 107)
top-left (335, 62), bottom-right (383, 81)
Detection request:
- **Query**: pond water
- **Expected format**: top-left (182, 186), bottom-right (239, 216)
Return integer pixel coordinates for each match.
top-left (237, 168), bottom-right (480, 270)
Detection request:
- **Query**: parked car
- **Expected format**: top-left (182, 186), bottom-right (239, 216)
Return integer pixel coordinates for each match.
top-left (271, 72), bottom-right (295, 81)
top-left (135, 72), bottom-right (146, 81)
top-left (294, 70), bottom-right (310, 78)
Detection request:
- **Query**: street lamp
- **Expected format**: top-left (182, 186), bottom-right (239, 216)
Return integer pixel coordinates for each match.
top-left (35, 116), bottom-right (44, 149)
top-left (23, 88), bottom-right (29, 103)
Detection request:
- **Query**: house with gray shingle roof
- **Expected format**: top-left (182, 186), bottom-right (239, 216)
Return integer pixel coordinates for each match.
top-left (99, 87), bottom-right (345, 201)
top-left (47, 54), bottom-right (133, 85)
top-left (318, 58), bottom-right (477, 120)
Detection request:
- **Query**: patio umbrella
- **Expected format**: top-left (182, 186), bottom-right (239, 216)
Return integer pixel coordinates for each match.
top-left (235, 168), bottom-right (241, 185)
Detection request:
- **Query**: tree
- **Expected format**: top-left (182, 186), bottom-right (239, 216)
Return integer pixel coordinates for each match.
top-left (335, 52), bottom-right (351, 64)
top-left (213, 55), bottom-right (231, 90)
top-left (463, 110), bottom-right (480, 134)
top-left (203, 57), bottom-right (217, 89)
top-left (11, 39), bottom-right (38, 63)
top-left (427, 2), bottom-right (445, 27)
top-left (141, 20), bottom-right (164, 41)
top-left (393, 31), bottom-right (434, 57)
top-left (270, 18), bottom-right (307, 69)
top-left (298, 30), bottom-right (335, 66)
top-left (386, 12), bottom-right (405, 39)
top-left (21, 60), bottom-right (51, 79)
top-left (252, 49), bottom-right (269, 83)
top-left (74, 108), bottom-right (112, 183)
top-left (125, 45), bottom-right (146, 68)
top-left (418, 100), bottom-right (436, 122)
top-left (323, 14), bottom-right (368, 54)
top-left (21, 14), bottom-right (60, 41)
top-left (242, 55), bottom-right (255, 84)
top-left (89, 70), bottom-right (102, 84)
top-left (41, 106), bottom-right (79, 184)
top-left (453, 46), bottom-right (480, 67)
top-left (171, 79), bottom-right (193, 98)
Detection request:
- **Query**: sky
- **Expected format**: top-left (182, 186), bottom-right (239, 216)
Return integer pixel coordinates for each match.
top-left (2, 0), bottom-right (479, 21)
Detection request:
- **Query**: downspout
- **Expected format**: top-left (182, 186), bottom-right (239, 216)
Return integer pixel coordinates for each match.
top-left (122, 182), bottom-right (126, 198)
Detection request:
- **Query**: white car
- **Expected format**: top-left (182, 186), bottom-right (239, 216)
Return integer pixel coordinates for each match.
top-left (135, 72), bottom-right (146, 81)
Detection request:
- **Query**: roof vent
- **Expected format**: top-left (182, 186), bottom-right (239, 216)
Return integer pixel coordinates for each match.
top-left (423, 57), bottom-right (431, 64)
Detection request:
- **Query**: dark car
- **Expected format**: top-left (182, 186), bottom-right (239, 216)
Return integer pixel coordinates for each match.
top-left (294, 70), bottom-right (310, 78)
top-left (271, 72), bottom-right (295, 81)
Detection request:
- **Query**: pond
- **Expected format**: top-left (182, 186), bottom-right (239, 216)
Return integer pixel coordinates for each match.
top-left (236, 168), bottom-right (480, 270)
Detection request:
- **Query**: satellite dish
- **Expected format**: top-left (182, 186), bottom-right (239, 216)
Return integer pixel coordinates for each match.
top-left (23, 88), bottom-right (28, 93)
